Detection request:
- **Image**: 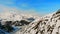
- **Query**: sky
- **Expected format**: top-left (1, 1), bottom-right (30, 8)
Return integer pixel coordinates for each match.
top-left (0, 0), bottom-right (60, 16)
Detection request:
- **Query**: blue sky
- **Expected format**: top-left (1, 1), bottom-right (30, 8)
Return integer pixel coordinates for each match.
top-left (0, 0), bottom-right (60, 16)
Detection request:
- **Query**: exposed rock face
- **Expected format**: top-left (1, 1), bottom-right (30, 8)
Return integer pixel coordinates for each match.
top-left (22, 10), bottom-right (60, 34)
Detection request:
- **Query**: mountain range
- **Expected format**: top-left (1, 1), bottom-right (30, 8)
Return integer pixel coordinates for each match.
top-left (0, 10), bottom-right (60, 34)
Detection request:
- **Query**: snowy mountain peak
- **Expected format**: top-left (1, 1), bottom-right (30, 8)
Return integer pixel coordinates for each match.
top-left (22, 10), bottom-right (60, 34)
top-left (0, 11), bottom-right (39, 21)
top-left (0, 12), bottom-right (22, 21)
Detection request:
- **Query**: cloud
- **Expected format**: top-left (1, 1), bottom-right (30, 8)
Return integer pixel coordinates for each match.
top-left (0, 5), bottom-right (39, 16)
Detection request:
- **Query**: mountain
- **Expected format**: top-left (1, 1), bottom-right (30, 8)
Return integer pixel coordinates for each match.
top-left (0, 11), bottom-right (39, 34)
top-left (21, 10), bottom-right (60, 34)
top-left (0, 12), bottom-right (31, 21)
top-left (0, 10), bottom-right (60, 34)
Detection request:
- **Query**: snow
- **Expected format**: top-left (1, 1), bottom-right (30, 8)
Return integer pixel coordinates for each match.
top-left (0, 10), bottom-right (60, 34)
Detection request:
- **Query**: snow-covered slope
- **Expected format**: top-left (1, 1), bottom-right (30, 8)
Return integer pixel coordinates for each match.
top-left (22, 10), bottom-right (60, 34)
top-left (0, 11), bottom-right (39, 21)
top-left (0, 11), bottom-right (38, 34)
top-left (0, 10), bottom-right (60, 34)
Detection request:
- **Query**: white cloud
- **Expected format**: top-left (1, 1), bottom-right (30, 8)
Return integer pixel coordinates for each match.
top-left (0, 5), bottom-right (39, 16)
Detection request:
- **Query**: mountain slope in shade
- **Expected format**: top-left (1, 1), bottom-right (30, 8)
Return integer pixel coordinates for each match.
top-left (21, 10), bottom-right (60, 34)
